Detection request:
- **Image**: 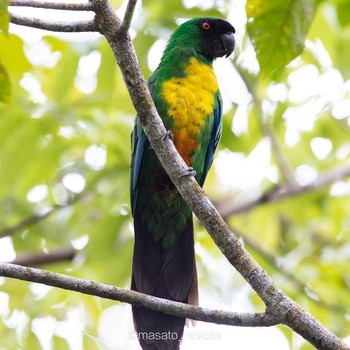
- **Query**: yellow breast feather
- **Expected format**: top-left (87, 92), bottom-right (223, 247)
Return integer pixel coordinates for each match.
top-left (161, 57), bottom-right (218, 165)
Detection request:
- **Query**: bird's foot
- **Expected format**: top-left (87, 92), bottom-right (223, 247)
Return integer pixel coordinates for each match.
top-left (179, 167), bottom-right (196, 178)
top-left (163, 130), bottom-right (174, 142)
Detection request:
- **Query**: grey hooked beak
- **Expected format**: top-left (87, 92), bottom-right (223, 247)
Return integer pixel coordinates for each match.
top-left (221, 32), bottom-right (235, 58)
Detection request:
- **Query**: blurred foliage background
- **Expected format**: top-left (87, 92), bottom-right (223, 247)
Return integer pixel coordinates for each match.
top-left (1, 0), bottom-right (350, 349)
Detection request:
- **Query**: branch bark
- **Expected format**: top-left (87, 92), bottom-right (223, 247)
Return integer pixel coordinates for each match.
top-left (0, 262), bottom-right (277, 327)
top-left (7, 1), bottom-right (350, 349)
top-left (12, 247), bottom-right (77, 267)
top-left (120, 0), bottom-right (137, 33)
top-left (9, 12), bottom-right (97, 32)
top-left (9, 0), bottom-right (94, 11)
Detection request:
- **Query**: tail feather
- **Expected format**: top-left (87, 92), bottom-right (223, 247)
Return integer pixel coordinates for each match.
top-left (132, 213), bottom-right (197, 350)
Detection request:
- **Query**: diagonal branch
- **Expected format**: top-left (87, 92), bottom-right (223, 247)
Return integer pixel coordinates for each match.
top-left (9, 12), bottom-right (97, 32)
top-left (0, 205), bottom-right (58, 238)
top-left (217, 163), bottom-right (350, 218)
top-left (9, 0), bottom-right (94, 11)
top-left (0, 262), bottom-right (277, 327)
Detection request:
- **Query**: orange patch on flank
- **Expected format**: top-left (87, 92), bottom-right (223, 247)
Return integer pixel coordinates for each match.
top-left (161, 57), bottom-right (219, 166)
top-left (173, 129), bottom-right (198, 165)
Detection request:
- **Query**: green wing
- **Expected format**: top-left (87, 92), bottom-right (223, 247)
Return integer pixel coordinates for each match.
top-left (130, 72), bottom-right (158, 214)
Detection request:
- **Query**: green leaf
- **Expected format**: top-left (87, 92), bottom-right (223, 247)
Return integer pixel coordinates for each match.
top-left (0, 0), bottom-right (9, 36)
top-left (0, 61), bottom-right (10, 102)
top-left (246, 0), bottom-right (316, 77)
top-left (337, 1), bottom-right (350, 27)
top-left (0, 34), bottom-right (31, 73)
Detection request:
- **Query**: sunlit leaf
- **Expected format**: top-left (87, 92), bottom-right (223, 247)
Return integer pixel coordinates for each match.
top-left (0, 0), bottom-right (9, 36)
top-left (0, 34), bottom-right (31, 73)
top-left (337, 1), bottom-right (350, 27)
top-left (246, 0), bottom-right (315, 77)
top-left (0, 62), bottom-right (10, 102)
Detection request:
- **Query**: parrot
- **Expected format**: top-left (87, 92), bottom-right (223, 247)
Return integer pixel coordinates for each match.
top-left (130, 17), bottom-right (235, 350)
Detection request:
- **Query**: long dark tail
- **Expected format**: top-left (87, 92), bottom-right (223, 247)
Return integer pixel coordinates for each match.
top-left (131, 214), bottom-right (198, 350)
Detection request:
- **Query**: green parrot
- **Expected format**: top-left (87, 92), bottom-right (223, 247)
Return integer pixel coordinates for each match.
top-left (130, 17), bottom-right (235, 349)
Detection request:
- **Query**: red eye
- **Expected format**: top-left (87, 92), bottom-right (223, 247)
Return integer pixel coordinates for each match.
top-left (202, 22), bottom-right (210, 30)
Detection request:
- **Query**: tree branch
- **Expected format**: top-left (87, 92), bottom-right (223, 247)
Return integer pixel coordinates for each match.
top-left (120, 0), bottom-right (137, 33)
top-left (12, 247), bottom-right (77, 267)
top-left (217, 163), bottom-right (350, 218)
top-left (9, 13), bottom-right (97, 32)
top-left (0, 262), bottom-right (277, 327)
top-left (9, 0), bottom-right (94, 11)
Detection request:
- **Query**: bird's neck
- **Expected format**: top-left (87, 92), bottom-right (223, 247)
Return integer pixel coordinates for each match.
top-left (160, 45), bottom-right (213, 73)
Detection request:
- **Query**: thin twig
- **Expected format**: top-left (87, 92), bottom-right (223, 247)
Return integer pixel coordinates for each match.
top-left (9, 0), bottom-right (94, 11)
top-left (261, 120), bottom-right (297, 186)
top-left (217, 163), bottom-right (350, 218)
top-left (236, 227), bottom-right (305, 290)
top-left (235, 63), bottom-right (296, 186)
top-left (0, 168), bottom-right (113, 238)
top-left (0, 262), bottom-right (277, 327)
top-left (120, 0), bottom-right (137, 33)
top-left (0, 195), bottom-right (82, 238)
top-left (0, 206), bottom-right (57, 238)
top-left (12, 247), bottom-right (77, 267)
top-left (9, 12), bottom-right (97, 32)
top-left (235, 226), bottom-right (348, 314)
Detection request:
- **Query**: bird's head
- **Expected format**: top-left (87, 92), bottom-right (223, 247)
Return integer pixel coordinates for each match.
top-left (166, 17), bottom-right (236, 61)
